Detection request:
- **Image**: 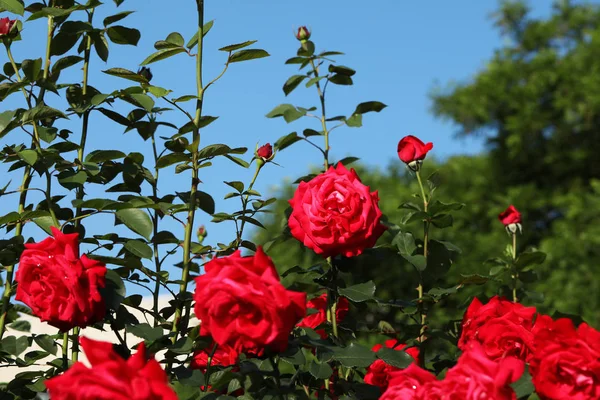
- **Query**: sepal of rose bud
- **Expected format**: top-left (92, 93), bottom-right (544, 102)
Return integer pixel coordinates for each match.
top-left (295, 26), bottom-right (311, 42)
top-left (407, 159), bottom-right (423, 172)
top-left (505, 223), bottom-right (522, 235)
top-left (137, 67), bottom-right (153, 82)
top-left (197, 225), bottom-right (207, 243)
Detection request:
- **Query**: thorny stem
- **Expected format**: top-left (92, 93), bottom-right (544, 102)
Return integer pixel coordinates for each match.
top-left (62, 332), bottom-right (69, 370)
top-left (309, 58), bottom-right (330, 169)
top-left (512, 232), bottom-right (518, 302)
top-left (326, 257), bottom-right (339, 339)
top-left (415, 171), bottom-right (429, 346)
top-left (71, 327), bottom-right (80, 362)
top-left (151, 134), bottom-right (162, 325)
top-left (170, 0), bottom-right (205, 351)
top-left (236, 166), bottom-right (261, 246)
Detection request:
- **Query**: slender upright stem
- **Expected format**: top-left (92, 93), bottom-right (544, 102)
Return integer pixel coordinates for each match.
top-left (62, 331), bottom-right (69, 370)
top-left (236, 166), bottom-right (261, 245)
top-left (171, 0), bottom-right (204, 345)
top-left (326, 257), bottom-right (339, 339)
top-left (415, 170), bottom-right (429, 344)
top-left (309, 59), bottom-right (330, 169)
top-left (511, 232), bottom-right (518, 302)
top-left (151, 134), bottom-right (161, 325)
top-left (71, 326), bottom-right (80, 362)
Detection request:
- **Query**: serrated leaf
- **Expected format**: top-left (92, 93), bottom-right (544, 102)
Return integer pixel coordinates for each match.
top-left (140, 48), bottom-right (186, 66)
top-left (283, 75), bottom-right (306, 96)
top-left (116, 208), bottom-right (153, 240)
top-left (124, 240), bottom-right (153, 259)
top-left (228, 49), bottom-right (269, 63)
top-left (333, 343), bottom-right (376, 367)
top-left (338, 281), bottom-right (376, 302)
top-left (219, 40), bottom-right (257, 52)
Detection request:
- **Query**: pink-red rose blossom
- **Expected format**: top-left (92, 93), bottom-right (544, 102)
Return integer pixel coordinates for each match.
top-left (288, 163), bottom-right (386, 258)
top-left (459, 296), bottom-right (536, 361)
top-left (529, 315), bottom-right (600, 400)
top-left (15, 227), bottom-right (107, 331)
top-left (364, 339), bottom-right (420, 391)
top-left (45, 337), bottom-right (177, 400)
top-left (296, 293), bottom-right (349, 338)
top-left (397, 135), bottom-right (433, 164)
top-left (193, 247), bottom-right (306, 356)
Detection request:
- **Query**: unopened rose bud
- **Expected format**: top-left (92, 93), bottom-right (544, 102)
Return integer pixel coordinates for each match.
top-left (197, 225), bottom-right (207, 243)
top-left (397, 135), bottom-right (433, 172)
top-left (137, 67), bottom-right (153, 82)
top-left (256, 143), bottom-right (273, 160)
top-left (295, 26), bottom-right (311, 42)
top-left (0, 18), bottom-right (17, 37)
top-left (498, 205), bottom-right (522, 234)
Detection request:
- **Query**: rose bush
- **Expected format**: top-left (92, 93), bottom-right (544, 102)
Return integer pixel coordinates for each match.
top-left (0, 1), bottom-right (597, 399)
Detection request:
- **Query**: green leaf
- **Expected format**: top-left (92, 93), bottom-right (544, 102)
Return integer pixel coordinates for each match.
top-left (511, 369), bottom-right (534, 398)
top-left (33, 216), bottom-right (54, 235)
top-left (165, 32), bottom-right (184, 46)
top-left (197, 144), bottom-right (241, 159)
top-left (219, 40), bottom-right (257, 52)
top-left (515, 251), bottom-right (546, 269)
top-left (127, 93), bottom-right (155, 111)
top-left (376, 347), bottom-right (414, 368)
top-left (329, 74), bottom-right (353, 85)
top-left (306, 76), bottom-right (327, 88)
top-left (116, 208), bottom-right (153, 240)
top-left (329, 64), bottom-right (356, 76)
top-left (92, 32), bottom-right (109, 62)
top-left (225, 181), bottom-right (244, 192)
top-left (0, 0), bottom-right (24, 15)
top-left (353, 101), bottom-right (387, 114)
top-left (124, 239), bottom-right (153, 259)
top-left (8, 320), bottom-right (30, 332)
top-left (103, 11), bottom-right (134, 27)
top-left (428, 200), bottom-right (465, 216)
top-left (156, 153), bottom-right (190, 169)
top-left (21, 105), bottom-right (67, 123)
top-left (103, 67), bottom-right (148, 83)
top-left (33, 335), bottom-right (57, 355)
top-left (333, 343), bottom-right (376, 367)
top-left (346, 113), bottom-right (362, 127)
top-left (338, 281), bottom-right (376, 302)
top-left (393, 231), bottom-right (426, 271)
top-left (266, 104), bottom-right (306, 123)
top-left (126, 323), bottom-right (164, 341)
top-left (107, 26), bottom-right (140, 46)
top-left (283, 75), bottom-right (306, 96)
top-left (21, 58), bottom-right (42, 81)
top-left (0, 212), bottom-right (21, 225)
top-left (228, 49), bottom-right (269, 63)
top-left (0, 110), bottom-right (17, 134)
top-left (140, 48), bottom-right (187, 66)
top-left (17, 150), bottom-right (38, 166)
top-left (85, 150), bottom-right (126, 163)
top-left (309, 360), bottom-right (333, 379)
top-left (186, 20), bottom-right (214, 49)
top-left (2, 335), bottom-right (29, 356)
top-left (52, 55), bottom-right (84, 75)
top-left (275, 132), bottom-right (302, 151)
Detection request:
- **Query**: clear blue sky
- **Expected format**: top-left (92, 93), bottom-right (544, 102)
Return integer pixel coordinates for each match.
top-left (1, 1), bottom-right (558, 292)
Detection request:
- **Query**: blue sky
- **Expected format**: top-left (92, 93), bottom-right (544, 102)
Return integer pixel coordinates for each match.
top-left (1, 1), bottom-right (560, 292)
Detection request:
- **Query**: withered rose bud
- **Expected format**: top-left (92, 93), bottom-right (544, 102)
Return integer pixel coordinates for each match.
top-left (137, 67), bottom-right (153, 82)
top-left (295, 26), bottom-right (311, 41)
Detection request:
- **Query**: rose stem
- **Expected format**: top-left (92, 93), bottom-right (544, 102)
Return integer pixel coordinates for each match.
top-left (236, 164), bottom-right (261, 246)
top-left (512, 232), bottom-right (518, 302)
top-left (308, 56), bottom-right (330, 169)
top-left (415, 170), bottom-right (429, 347)
top-left (169, 0), bottom-right (205, 360)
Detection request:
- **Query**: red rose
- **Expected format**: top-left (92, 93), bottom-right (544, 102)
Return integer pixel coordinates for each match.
top-left (190, 339), bottom-right (239, 372)
top-left (296, 293), bottom-right (349, 338)
top-left (295, 26), bottom-right (311, 41)
top-left (15, 227), bottom-right (107, 331)
top-left (45, 337), bottom-right (177, 400)
top-left (459, 296), bottom-right (536, 361)
top-left (193, 247), bottom-right (306, 355)
top-left (498, 205), bottom-right (521, 226)
top-left (380, 364), bottom-right (436, 400)
top-left (256, 143), bottom-right (273, 160)
top-left (529, 316), bottom-right (600, 400)
top-left (397, 135), bottom-right (433, 164)
top-left (418, 342), bottom-right (524, 400)
top-left (365, 339), bottom-right (420, 391)
top-left (288, 163), bottom-right (386, 258)
top-left (0, 17), bottom-right (16, 36)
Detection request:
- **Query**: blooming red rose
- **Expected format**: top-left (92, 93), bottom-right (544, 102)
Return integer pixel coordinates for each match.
top-left (365, 339), bottom-right (420, 391)
top-left (380, 364), bottom-right (436, 400)
top-left (288, 163), bottom-right (386, 258)
top-left (397, 135), bottom-right (433, 164)
top-left (190, 339), bottom-right (239, 372)
top-left (296, 293), bottom-right (349, 338)
top-left (418, 342), bottom-right (524, 400)
top-left (295, 26), bottom-right (311, 41)
top-left (45, 337), bottom-right (177, 400)
top-left (529, 316), bottom-right (600, 400)
top-left (0, 17), bottom-right (16, 36)
top-left (256, 143), bottom-right (273, 160)
top-left (459, 296), bottom-right (536, 361)
top-left (193, 247), bottom-right (306, 355)
top-left (499, 205), bottom-right (521, 226)
top-left (15, 227), bottom-right (107, 331)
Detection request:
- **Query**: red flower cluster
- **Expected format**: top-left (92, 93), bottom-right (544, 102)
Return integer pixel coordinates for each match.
top-left (288, 163), bottom-right (386, 258)
top-left (364, 339), bottom-right (420, 391)
top-left (296, 293), bottom-right (349, 338)
top-left (459, 296), bottom-right (600, 399)
top-left (381, 342), bottom-right (524, 400)
top-left (193, 247), bottom-right (306, 356)
top-left (45, 337), bottom-right (176, 400)
top-left (15, 227), bottom-right (107, 331)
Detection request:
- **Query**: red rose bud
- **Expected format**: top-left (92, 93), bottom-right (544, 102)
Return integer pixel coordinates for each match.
top-left (295, 26), bottom-right (311, 41)
top-left (397, 135), bottom-right (433, 171)
top-left (0, 18), bottom-right (17, 36)
top-left (257, 143), bottom-right (273, 160)
top-left (197, 225), bottom-right (207, 243)
top-left (498, 205), bottom-right (522, 234)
